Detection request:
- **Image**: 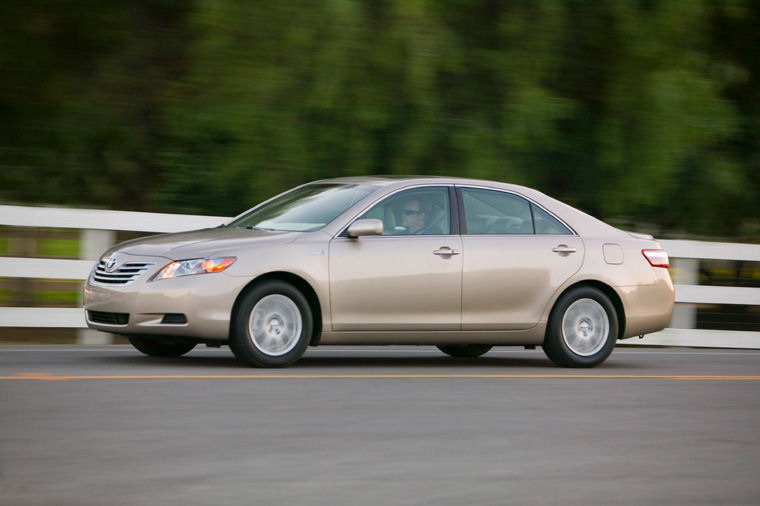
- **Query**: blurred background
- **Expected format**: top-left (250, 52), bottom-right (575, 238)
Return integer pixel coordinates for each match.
top-left (1, 0), bottom-right (758, 341)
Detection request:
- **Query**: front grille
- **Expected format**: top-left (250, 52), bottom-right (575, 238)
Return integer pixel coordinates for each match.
top-left (88, 311), bottom-right (129, 325)
top-left (92, 260), bottom-right (154, 286)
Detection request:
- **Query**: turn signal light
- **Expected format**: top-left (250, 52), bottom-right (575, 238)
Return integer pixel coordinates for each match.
top-left (199, 257), bottom-right (235, 272)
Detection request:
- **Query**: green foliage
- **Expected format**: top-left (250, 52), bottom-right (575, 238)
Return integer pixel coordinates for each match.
top-left (0, 0), bottom-right (758, 237)
top-left (35, 290), bottom-right (80, 306)
top-left (37, 239), bottom-right (80, 258)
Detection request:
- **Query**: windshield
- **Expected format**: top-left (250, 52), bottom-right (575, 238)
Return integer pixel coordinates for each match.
top-left (227, 183), bottom-right (378, 232)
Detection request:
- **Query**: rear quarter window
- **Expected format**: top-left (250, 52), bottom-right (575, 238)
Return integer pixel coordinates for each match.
top-left (532, 204), bottom-right (572, 235)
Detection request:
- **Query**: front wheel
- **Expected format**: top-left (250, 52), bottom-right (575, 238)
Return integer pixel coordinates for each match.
top-left (229, 280), bottom-right (313, 368)
top-left (543, 286), bottom-right (618, 368)
top-left (436, 344), bottom-right (493, 358)
top-left (128, 337), bottom-right (196, 357)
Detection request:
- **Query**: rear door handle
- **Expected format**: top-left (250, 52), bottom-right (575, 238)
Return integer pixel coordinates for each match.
top-left (433, 247), bottom-right (460, 256)
top-left (552, 245), bottom-right (577, 254)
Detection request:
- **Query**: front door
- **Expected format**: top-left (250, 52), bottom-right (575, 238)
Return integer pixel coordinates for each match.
top-left (329, 186), bottom-right (462, 331)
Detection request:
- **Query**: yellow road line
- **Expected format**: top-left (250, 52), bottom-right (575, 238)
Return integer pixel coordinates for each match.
top-left (2, 373), bottom-right (760, 381)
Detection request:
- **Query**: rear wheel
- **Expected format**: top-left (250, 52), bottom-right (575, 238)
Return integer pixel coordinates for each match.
top-left (543, 286), bottom-right (618, 368)
top-left (436, 344), bottom-right (493, 358)
top-left (128, 337), bottom-right (196, 357)
top-left (230, 280), bottom-right (313, 368)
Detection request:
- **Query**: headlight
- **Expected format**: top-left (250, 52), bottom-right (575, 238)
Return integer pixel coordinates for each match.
top-left (151, 257), bottom-right (236, 281)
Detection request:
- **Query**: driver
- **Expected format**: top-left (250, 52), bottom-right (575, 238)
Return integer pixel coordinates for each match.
top-left (402, 197), bottom-right (429, 234)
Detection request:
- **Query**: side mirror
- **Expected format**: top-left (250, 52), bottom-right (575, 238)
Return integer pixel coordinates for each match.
top-left (347, 219), bottom-right (383, 238)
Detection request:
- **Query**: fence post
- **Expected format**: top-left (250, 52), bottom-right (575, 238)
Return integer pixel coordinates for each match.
top-left (669, 258), bottom-right (698, 329)
top-left (77, 229), bottom-right (116, 344)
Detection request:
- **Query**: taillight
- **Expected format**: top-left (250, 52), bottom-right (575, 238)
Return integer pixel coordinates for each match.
top-left (642, 249), bottom-right (669, 268)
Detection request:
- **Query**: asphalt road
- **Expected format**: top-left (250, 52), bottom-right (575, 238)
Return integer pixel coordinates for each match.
top-left (1, 345), bottom-right (759, 506)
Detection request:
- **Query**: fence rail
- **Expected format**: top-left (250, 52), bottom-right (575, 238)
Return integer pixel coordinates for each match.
top-left (1, 204), bottom-right (758, 347)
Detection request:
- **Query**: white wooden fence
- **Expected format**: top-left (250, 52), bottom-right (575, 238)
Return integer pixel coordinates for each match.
top-left (1, 204), bottom-right (758, 347)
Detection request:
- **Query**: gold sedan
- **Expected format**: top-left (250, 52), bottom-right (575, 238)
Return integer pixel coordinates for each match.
top-left (84, 177), bottom-right (674, 368)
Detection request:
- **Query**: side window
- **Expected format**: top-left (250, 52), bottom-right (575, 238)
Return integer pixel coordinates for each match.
top-left (532, 204), bottom-right (572, 235)
top-left (357, 187), bottom-right (451, 236)
top-left (461, 188), bottom-right (534, 234)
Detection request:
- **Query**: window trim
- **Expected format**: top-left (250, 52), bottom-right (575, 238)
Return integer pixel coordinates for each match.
top-left (449, 186), bottom-right (461, 235)
top-left (455, 185), bottom-right (577, 236)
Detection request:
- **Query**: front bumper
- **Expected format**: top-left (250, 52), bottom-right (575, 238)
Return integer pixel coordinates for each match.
top-left (83, 253), bottom-right (246, 341)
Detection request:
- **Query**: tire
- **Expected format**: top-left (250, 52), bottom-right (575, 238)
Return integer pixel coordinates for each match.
top-left (229, 280), bottom-right (313, 368)
top-left (543, 286), bottom-right (618, 368)
top-left (436, 344), bottom-right (493, 358)
top-left (128, 337), bottom-right (196, 357)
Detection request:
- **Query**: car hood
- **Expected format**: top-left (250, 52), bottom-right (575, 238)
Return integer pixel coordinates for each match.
top-left (110, 227), bottom-right (299, 259)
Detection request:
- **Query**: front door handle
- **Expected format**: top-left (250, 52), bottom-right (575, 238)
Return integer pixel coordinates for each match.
top-left (433, 247), bottom-right (460, 256)
top-left (552, 245), bottom-right (577, 254)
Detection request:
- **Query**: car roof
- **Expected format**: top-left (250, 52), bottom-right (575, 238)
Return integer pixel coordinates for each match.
top-left (311, 175), bottom-right (532, 192)
top-left (311, 175), bottom-right (444, 185)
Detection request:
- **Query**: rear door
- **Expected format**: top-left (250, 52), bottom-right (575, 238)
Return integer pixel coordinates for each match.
top-left (458, 186), bottom-right (584, 330)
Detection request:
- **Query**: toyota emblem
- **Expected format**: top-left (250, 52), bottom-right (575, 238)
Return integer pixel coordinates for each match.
top-left (105, 256), bottom-right (119, 272)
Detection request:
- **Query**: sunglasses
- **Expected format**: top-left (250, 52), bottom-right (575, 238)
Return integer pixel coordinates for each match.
top-left (403, 209), bottom-right (423, 216)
